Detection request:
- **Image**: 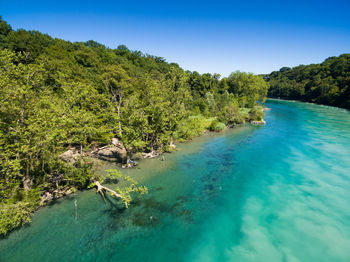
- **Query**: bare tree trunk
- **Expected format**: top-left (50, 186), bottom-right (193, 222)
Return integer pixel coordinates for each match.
top-left (23, 157), bottom-right (32, 191)
top-left (23, 175), bottom-right (32, 191)
top-left (170, 134), bottom-right (174, 146)
top-left (117, 95), bottom-right (122, 137)
top-left (94, 181), bottom-right (128, 208)
top-left (119, 138), bottom-right (129, 164)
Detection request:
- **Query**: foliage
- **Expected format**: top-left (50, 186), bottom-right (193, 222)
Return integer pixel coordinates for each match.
top-left (0, 202), bottom-right (33, 235)
top-left (0, 188), bottom-right (40, 236)
top-left (174, 115), bottom-right (213, 140)
top-left (0, 17), bottom-right (268, 235)
top-left (226, 71), bottom-right (269, 108)
top-left (209, 120), bottom-right (226, 132)
top-left (248, 106), bottom-right (264, 121)
top-left (265, 54), bottom-right (350, 109)
top-left (104, 169), bottom-right (148, 207)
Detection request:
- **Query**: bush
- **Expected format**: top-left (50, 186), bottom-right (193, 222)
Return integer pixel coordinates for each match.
top-left (217, 104), bottom-right (245, 125)
top-left (176, 115), bottom-right (214, 139)
top-left (209, 120), bottom-right (226, 132)
top-left (248, 106), bottom-right (264, 121)
top-left (214, 122), bottom-right (226, 131)
top-left (0, 202), bottom-right (33, 236)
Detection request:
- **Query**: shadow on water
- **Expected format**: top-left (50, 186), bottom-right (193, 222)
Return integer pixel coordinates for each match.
top-left (102, 191), bottom-right (194, 232)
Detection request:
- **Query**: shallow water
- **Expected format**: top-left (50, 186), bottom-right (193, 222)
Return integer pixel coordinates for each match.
top-left (1, 99), bottom-right (350, 262)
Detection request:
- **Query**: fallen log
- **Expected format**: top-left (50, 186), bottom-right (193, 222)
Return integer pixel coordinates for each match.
top-left (142, 151), bottom-right (161, 159)
top-left (93, 180), bottom-right (129, 208)
top-left (90, 145), bottom-right (110, 154)
top-left (251, 120), bottom-right (266, 125)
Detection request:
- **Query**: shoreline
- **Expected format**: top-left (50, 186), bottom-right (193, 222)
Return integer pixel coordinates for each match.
top-left (95, 123), bottom-right (256, 180)
top-left (267, 97), bottom-right (350, 111)
top-left (1, 120), bottom-right (264, 238)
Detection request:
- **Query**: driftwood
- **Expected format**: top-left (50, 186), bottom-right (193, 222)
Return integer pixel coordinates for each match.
top-left (90, 138), bottom-right (125, 155)
top-left (94, 180), bottom-right (129, 208)
top-left (251, 120), bottom-right (266, 125)
top-left (90, 145), bottom-right (110, 154)
top-left (142, 151), bottom-right (161, 159)
top-left (121, 163), bottom-right (134, 169)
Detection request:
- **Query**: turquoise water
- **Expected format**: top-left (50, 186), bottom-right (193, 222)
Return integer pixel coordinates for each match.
top-left (1, 99), bottom-right (350, 261)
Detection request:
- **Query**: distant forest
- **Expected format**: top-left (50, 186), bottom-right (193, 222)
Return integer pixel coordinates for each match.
top-left (265, 54), bottom-right (350, 109)
top-left (0, 17), bottom-right (268, 235)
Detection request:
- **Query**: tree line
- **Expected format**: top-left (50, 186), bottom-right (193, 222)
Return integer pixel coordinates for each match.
top-left (0, 17), bottom-right (268, 235)
top-left (265, 54), bottom-right (350, 109)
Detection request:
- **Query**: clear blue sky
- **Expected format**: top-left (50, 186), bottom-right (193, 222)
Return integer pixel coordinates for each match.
top-left (1, 0), bottom-right (350, 76)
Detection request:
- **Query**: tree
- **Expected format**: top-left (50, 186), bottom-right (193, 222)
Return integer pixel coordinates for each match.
top-left (266, 54), bottom-right (350, 109)
top-left (227, 71), bottom-right (269, 108)
top-left (92, 169), bottom-right (148, 208)
top-left (0, 16), bottom-right (12, 48)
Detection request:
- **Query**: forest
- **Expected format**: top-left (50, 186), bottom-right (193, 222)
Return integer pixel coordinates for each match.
top-left (0, 17), bottom-right (268, 235)
top-left (265, 54), bottom-right (350, 109)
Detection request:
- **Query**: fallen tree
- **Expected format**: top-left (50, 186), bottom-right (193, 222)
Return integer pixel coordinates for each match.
top-left (90, 169), bottom-right (148, 208)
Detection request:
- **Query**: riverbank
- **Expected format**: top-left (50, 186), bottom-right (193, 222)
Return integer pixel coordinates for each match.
top-left (0, 120), bottom-right (263, 237)
top-left (2, 99), bottom-right (350, 262)
top-left (267, 97), bottom-right (350, 111)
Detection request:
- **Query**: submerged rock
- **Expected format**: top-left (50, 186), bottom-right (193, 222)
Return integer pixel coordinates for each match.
top-left (132, 212), bottom-right (160, 227)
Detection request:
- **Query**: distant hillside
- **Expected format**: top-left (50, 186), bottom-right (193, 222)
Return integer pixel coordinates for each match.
top-left (265, 54), bottom-right (350, 109)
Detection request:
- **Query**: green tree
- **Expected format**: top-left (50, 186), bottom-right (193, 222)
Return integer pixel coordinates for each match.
top-left (227, 71), bottom-right (269, 108)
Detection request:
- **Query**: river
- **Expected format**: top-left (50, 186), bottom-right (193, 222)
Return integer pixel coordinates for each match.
top-left (1, 99), bottom-right (350, 262)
